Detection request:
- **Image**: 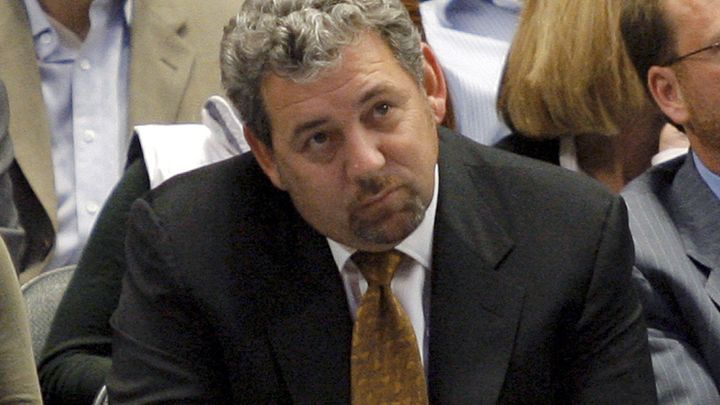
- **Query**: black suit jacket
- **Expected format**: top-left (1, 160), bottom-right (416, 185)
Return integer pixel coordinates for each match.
top-left (109, 127), bottom-right (656, 404)
top-left (494, 132), bottom-right (561, 166)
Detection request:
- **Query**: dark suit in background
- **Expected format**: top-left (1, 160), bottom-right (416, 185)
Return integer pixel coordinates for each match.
top-left (494, 132), bottom-right (561, 166)
top-left (623, 154), bottom-right (720, 403)
top-left (109, 128), bottom-right (656, 403)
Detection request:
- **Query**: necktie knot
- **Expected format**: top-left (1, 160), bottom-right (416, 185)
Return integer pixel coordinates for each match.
top-left (352, 250), bottom-right (404, 287)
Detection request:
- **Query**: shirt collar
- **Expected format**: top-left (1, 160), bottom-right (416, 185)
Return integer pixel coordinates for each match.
top-left (24, 0), bottom-right (131, 60)
top-left (23, 0), bottom-right (51, 38)
top-left (24, 0), bottom-right (132, 37)
top-left (328, 165), bottom-right (439, 271)
top-left (559, 136), bottom-right (585, 174)
top-left (124, 0), bottom-right (133, 26)
top-left (488, 0), bottom-right (523, 12)
top-left (692, 151), bottom-right (720, 201)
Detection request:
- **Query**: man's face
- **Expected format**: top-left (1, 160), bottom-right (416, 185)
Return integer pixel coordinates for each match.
top-left (664, 0), bottom-right (720, 159)
top-left (249, 32), bottom-right (445, 251)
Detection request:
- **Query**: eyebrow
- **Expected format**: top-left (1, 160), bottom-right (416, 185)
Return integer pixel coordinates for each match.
top-left (289, 82), bottom-right (404, 139)
top-left (357, 83), bottom-right (393, 107)
top-left (292, 118), bottom-right (330, 139)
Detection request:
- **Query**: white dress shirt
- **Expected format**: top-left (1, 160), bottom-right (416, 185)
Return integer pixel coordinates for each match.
top-left (559, 136), bottom-right (690, 175)
top-left (328, 166), bottom-right (439, 368)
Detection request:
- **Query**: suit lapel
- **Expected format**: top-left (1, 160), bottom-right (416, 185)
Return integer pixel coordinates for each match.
top-left (265, 219), bottom-right (353, 403)
top-left (0, 0), bottom-right (58, 229)
top-left (129, 0), bottom-right (194, 129)
top-left (668, 156), bottom-right (720, 306)
top-left (428, 130), bottom-right (523, 403)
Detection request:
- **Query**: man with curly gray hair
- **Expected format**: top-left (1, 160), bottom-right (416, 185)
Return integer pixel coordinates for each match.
top-left (108, 0), bottom-right (656, 402)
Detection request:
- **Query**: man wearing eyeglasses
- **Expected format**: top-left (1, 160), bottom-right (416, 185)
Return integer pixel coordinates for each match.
top-left (621, 1), bottom-right (720, 403)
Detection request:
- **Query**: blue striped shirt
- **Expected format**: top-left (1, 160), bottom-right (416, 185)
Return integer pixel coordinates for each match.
top-left (421, 0), bottom-right (519, 145)
top-left (24, 0), bottom-right (130, 269)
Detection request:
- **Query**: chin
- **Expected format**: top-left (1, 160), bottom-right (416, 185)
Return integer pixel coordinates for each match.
top-left (354, 210), bottom-right (424, 247)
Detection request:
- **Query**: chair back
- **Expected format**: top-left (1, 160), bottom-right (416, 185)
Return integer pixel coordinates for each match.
top-left (20, 265), bottom-right (76, 363)
top-left (92, 385), bottom-right (108, 405)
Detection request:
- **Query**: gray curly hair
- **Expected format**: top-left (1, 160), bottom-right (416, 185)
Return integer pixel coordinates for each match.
top-left (220, 0), bottom-right (423, 147)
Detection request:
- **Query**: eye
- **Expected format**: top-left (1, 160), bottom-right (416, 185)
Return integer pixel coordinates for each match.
top-left (365, 100), bottom-right (400, 131)
top-left (310, 132), bottom-right (329, 145)
top-left (301, 131), bottom-right (338, 163)
top-left (374, 102), bottom-right (391, 117)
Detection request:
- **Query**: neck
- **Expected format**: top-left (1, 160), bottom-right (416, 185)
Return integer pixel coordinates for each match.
top-left (687, 133), bottom-right (720, 175)
top-left (575, 114), bottom-right (664, 193)
top-left (39, 0), bottom-right (94, 40)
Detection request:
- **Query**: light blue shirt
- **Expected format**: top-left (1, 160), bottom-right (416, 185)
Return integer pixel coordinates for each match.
top-left (693, 151), bottom-right (720, 201)
top-left (24, 0), bottom-right (130, 269)
top-left (421, 0), bottom-right (520, 145)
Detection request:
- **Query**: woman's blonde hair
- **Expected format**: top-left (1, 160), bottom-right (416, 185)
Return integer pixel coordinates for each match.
top-left (497, 0), bottom-right (651, 138)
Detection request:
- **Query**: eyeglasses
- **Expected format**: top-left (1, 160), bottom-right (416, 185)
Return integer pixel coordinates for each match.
top-left (662, 41), bottom-right (720, 66)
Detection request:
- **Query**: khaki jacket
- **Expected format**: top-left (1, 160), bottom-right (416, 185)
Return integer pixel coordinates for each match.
top-left (0, 0), bottom-right (240, 279)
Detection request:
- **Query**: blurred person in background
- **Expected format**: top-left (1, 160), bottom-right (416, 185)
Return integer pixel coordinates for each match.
top-left (0, 0), bottom-right (238, 281)
top-left (39, 96), bottom-right (247, 405)
top-left (420, 0), bottom-right (521, 145)
top-left (622, 0), bottom-right (720, 402)
top-left (495, 0), bottom-right (669, 193)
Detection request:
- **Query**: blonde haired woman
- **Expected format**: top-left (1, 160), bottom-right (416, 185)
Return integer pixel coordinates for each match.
top-left (496, 0), bottom-right (671, 193)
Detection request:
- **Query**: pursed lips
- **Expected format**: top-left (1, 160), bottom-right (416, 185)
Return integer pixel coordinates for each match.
top-left (350, 182), bottom-right (408, 217)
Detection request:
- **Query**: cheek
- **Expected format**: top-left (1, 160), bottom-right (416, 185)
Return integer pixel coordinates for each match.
top-left (395, 127), bottom-right (438, 168)
top-left (277, 163), bottom-right (349, 217)
top-left (285, 179), bottom-right (353, 241)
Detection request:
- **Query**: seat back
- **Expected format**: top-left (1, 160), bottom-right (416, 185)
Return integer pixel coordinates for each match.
top-left (93, 385), bottom-right (108, 405)
top-left (20, 265), bottom-right (76, 363)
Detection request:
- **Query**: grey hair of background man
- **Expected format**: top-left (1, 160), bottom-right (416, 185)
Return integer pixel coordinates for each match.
top-left (220, 0), bottom-right (423, 147)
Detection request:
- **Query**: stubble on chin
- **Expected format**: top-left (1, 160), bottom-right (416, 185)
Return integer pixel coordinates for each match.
top-left (687, 106), bottom-right (720, 152)
top-left (348, 174), bottom-right (427, 245)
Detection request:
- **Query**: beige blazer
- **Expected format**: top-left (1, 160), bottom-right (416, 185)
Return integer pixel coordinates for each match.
top-left (0, 238), bottom-right (42, 404)
top-left (0, 0), bottom-right (240, 279)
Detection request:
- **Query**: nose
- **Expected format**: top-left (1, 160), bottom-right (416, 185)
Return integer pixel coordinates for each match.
top-left (344, 129), bottom-right (386, 181)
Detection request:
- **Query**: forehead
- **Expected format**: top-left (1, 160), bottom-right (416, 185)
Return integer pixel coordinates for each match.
top-left (260, 32), bottom-right (420, 129)
top-left (664, 0), bottom-right (720, 48)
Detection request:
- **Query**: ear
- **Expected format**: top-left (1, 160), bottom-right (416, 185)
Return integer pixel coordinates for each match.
top-left (244, 125), bottom-right (287, 190)
top-left (420, 43), bottom-right (447, 124)
top-left (648, 65), bottom-right (690, 126)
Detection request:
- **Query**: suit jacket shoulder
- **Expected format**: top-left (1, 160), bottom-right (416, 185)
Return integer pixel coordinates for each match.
top-left (129, 0), bottom-right (240, 126)
top-left (432, 128), bottom-right (654, 403)
top-left (112, 152), bottom-right (352, 402)
top-left (623, 154), bottom-right (720, 403)
top-left (493, 132), bottom-right (561, 166)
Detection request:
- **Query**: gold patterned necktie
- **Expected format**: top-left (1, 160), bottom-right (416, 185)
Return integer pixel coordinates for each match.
top-left (350, 250), bottom-right (428, 405)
